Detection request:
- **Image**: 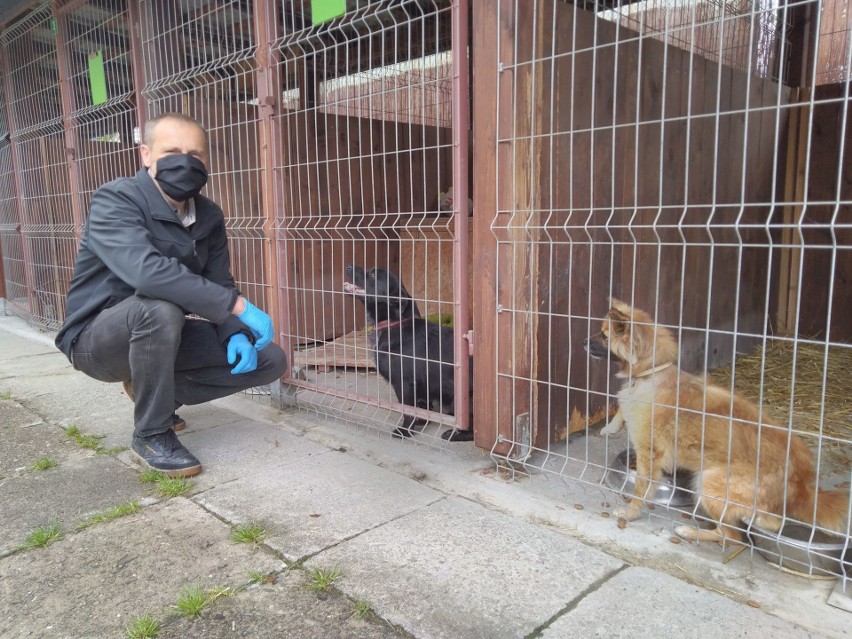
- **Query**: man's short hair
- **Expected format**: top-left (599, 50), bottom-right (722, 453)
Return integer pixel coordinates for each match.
top-left (143, 112), bottom-right (208, 147)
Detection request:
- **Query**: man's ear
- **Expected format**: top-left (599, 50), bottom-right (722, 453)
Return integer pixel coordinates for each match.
top-left (139, 144), bottom-right (152, 169)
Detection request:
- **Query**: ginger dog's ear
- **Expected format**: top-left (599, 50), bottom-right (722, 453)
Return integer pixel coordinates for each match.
top-left (606, 302), bottom-right (638, 365)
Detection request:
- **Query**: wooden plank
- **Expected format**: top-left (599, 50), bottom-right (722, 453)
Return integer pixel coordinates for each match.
top-left (796, 84), bottom-right (852, 340)
top-left (471, 0), bottom-right (503, 453)
top-left (293, 329), bottom-right (375, 370)
top-left (777, 89), bottom-right (810, 335)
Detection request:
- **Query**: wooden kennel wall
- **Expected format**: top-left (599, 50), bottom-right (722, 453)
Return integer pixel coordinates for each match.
top-left (472, 0), bottom-right (793, 453)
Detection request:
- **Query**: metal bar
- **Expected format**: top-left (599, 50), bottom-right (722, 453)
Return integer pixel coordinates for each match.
top-left (0, 41), bottom-right (37, 319)
top-left (127, 0), bottom-right (149, 134)
top-left (284, 375), bottom-right (459, 428)
top-left (51, 6), bottom-right (85, 239)
top-left (53, 0), bottom-right (87, 17)
top-left (451, 0), bottom-right (470, 433)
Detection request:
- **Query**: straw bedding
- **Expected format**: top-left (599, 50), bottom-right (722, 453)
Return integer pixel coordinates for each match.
top-left (711, 341), bottom-right (852, 468)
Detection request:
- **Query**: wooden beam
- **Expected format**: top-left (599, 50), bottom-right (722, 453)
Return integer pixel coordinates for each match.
top-left (471, 0), bottom-right (504, 453)
top-left (255, 0), bottom-right (292, 382)
top-left (776, 1), bottom-right (818, 334)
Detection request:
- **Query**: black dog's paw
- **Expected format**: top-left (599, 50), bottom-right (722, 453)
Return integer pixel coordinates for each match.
top-left (441, 428), bottom-right (474, 442)
top-left (392, 426), bottom-right (415, 438)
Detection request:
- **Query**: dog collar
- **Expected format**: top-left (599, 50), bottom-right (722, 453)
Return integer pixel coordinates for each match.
top-left (370, 317), bottom-right (414, 332)
top-left (630, 361), bottom-right (676, 378)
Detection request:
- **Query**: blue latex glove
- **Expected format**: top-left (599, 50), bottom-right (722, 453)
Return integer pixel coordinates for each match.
top-left (227, 333), bottom-right (258, 375)
top-left (236, 298), bottom-right (274, 351)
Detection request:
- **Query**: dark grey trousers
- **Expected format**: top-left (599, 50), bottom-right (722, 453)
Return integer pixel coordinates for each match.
top-left (70, 296), bottom-right (287, 437)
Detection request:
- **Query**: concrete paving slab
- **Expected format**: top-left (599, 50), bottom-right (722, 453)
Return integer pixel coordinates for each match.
top-left (540, 566), bottom-right (822, 639)
top-left (194, 448), bottom-right (442, 562)
top-left (0, 497), bottom-right (284, 639)
top-left (307, 496), bottom-right (625, 639)
top-left (169, 420), bottom-right (331, 487)
top-left (0, 420), bottom-right (81, 478)
top-left (0, 366), bottom-right (136, 450)
top-left (158, 568), bottom-right (408, 639)
top-left (0, 351), bottom-right (69, 380)
top-left (0, 330), bottom-right (57, 360)
top-left (0, 454), bottom-right (143, 556)
top-left (0, 400), bottom-right (70, 478)
top-left (171, 402), bottom-right (244, 433)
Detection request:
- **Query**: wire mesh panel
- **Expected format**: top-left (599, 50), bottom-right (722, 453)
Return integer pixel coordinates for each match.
top-left (1, 5), bottom-right (74, 328)
top-left (273, 0), bottom-right (471, 444)
top-left (139, 0), bottom-right (272, 316)
top-left (0, 131), bottom-right (27, 315)
top-left (63, 0), bottom-right (140, 208)
top-left (478, 0), bottom-right (851, 584)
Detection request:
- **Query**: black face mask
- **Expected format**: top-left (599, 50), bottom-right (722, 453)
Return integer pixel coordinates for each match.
top-left (153, 154), bottom-right (208, 201)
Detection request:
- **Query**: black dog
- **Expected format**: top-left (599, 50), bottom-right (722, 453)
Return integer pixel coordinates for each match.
top-left (344, 264), bottom-right (474, 441)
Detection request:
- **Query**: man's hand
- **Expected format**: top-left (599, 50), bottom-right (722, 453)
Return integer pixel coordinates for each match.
top-left (227, 333), bottom-right (258, 374)
top-left (233, 297), bottom-right (274, 350)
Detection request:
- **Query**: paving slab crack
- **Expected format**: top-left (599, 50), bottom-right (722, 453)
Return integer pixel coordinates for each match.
top-left (523, 563), bottom-right (629, 639)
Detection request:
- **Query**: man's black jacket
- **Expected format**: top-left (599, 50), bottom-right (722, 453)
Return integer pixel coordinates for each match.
top-left (55, 168), bottom-right (249, 359)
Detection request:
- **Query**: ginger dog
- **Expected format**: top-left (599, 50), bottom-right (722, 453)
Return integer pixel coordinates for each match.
top-left (585, 299), bottom-right (849, 545)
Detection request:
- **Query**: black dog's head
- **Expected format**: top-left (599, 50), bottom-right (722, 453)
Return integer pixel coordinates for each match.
top-left (344, 264), bottom-right (420, 325)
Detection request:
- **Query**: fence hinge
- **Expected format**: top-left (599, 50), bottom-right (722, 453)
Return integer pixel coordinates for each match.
top-left (464, 330), bottom-right (473, 355)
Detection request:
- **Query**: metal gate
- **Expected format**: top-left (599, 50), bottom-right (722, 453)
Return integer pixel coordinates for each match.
top-left (271, 0), bottom-right (472, 443)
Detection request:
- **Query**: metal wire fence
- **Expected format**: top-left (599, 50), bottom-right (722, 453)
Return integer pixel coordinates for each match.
top-left (480, 0), bottom-right (851, 586)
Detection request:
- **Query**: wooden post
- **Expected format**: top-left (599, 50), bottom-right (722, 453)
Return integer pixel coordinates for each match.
top-left (254, 0), bottom-right (291, 378)
top-left (776, 1), bottom-right (818, 334)
top-left (471, 0), bottom-right (503, 452)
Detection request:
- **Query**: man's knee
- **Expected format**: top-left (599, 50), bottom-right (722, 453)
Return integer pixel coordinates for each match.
top-left (130, 298), bottom-right (185, 339)
top-left (258, 343), bottom-right (287, 381)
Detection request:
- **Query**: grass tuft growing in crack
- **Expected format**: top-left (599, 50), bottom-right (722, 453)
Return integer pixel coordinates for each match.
top-left (0, 390), bottom-right (11, 400)
top-left (63, 425), bottom-right (119, 454)
top-left (30, 457), bottom-right (57, 471)
top-left (22, 522), bottom-right (62, 550)
top-left (77, 501), bottom-right (141, 530)
top-left (231, 522), bottom-right (269, 546)
top-left (307, 566), bottom-right (342, 591)
top-left (173, 585), bottom-right (233, 619)
top-left (352, 599), bottom-right (372, 619)
top-left (138, 470), bottom-right (192, 498)
top-left (125, 614), bottom-right (159, 639)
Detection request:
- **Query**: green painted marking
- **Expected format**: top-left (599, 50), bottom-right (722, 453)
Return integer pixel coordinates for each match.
top-left (88, 50), bottom-right (108, 106)
top-left (311, 0), bottom-right (346, 25)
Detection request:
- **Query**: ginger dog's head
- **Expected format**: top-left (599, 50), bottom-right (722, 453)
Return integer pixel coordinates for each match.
top-left (590, 299), bottom-right (679, 376)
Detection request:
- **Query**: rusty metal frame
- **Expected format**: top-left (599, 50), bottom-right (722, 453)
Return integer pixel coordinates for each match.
top-left (0, 36), bottom-right (37, 319)
top-left (51, 2), bottom-right (85, 239)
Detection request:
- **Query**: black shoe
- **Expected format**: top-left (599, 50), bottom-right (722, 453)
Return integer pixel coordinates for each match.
top-left (131, 429), bottom-right (202, 478)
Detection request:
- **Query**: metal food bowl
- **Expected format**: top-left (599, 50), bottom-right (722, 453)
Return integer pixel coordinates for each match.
top-left (604, 449), bottom-right (695, 509)
top-left (749, 522), bottom-right (851, 578)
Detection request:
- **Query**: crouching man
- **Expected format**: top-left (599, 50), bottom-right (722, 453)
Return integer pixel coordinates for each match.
top-left (55, 112), bottom-right (287, 478)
